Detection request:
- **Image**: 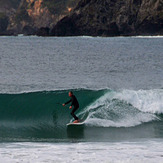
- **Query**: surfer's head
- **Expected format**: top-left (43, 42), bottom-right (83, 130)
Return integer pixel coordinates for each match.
top-left (69, 91), bottom-right (73, 97)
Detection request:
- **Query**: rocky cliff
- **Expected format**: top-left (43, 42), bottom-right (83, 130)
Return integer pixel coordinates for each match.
top-left (0, 0), bottom-right (20, 35)
top-left (0, 0), bottom-right (80, 35)
top-left (0, 0), bottom-right (162, 36)
top-left (50, 0), bottom-right (163, 36)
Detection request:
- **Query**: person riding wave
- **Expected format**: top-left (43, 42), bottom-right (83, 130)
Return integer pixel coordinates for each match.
top-left (63, 91), bottom-right (80, 123)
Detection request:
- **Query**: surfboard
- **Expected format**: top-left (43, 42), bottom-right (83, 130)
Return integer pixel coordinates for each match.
top-left (66, 120), bottom-right (85, 126)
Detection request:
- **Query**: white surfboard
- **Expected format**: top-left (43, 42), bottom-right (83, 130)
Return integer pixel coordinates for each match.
top-left (66, 121), bottom-right (85, 126)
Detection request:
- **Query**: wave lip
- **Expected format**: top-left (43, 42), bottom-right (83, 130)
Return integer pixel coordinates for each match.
top-left (0, 88), bottom-right (162, 135)
top-left (79, 89), bottom-right (162, 128)
top-left (114, 89), bottom-right (163, 114)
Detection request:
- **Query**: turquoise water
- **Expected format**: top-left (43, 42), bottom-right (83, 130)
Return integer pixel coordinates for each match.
top-left (0, 89), bottom-right (162, 142)
top-left (0, 36), bottom-right (163, 162)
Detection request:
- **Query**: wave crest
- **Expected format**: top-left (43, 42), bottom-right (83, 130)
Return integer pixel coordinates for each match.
top-left (79, 89), bottom-right (162, 127)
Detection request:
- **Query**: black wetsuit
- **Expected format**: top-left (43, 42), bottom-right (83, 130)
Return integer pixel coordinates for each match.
top-left (65, 95), bottom-right (79, 120)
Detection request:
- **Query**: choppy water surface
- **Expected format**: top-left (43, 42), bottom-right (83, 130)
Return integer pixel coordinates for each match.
top-left (0, 36), bottom-right (162, 92)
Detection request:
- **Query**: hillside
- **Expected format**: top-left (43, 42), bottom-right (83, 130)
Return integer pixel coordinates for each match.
top-left (0, 0), bottom-right (80, 35)
top-left (0, 0), bottom-right (21, 34)
top-left (0, 0), bottom-right (162, 36)
top-left (0, 0), bottom-right (20, 11)
top-left (50, 0), bottom-right (163, 36)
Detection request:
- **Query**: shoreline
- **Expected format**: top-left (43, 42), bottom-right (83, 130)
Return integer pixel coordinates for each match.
top-left (0, 34), bottom-right (163, 38)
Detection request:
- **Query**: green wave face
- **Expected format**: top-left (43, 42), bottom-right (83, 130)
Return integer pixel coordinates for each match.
top-left (0, 89), bottom-right (105, 140)
top-left (0, 89), bottom-right (162, 141)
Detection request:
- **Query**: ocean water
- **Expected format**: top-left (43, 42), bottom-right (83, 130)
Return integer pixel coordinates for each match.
top-left (0, 36), bottom-right (163, 163)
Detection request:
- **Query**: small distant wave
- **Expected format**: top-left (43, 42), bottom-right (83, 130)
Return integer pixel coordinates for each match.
top-left (132, 36), bottom-right (163, 38)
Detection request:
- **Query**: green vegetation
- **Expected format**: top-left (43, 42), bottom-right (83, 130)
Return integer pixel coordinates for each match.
top-left (0, 12), bottom-right (6, 18)
top-left (0, 0), bottom-right (21, 9)
top-left (67, 0), bottom-right (80, 7)
top-left (15, 9), bottom-right (31, 23)
top-left (43, 0), bottom-right (67, 15)
top-left (42, 0), bottom-right (80, 15)
top-left (27, 1), bottom-right (35, 9)
top-left (0, 12), bottom-right (8, 32)
top-left (14, 1), bottom-right (31, 23)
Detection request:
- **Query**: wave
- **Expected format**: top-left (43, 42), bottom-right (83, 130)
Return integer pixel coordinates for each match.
top-left (0, 89), bottom-right (104, 128)
top-left (81, 89), bottom-right (163, 127)
top-left (133, 36), bottom-right (163, 38)
top-left (0, 89), bottom-right (162, 135)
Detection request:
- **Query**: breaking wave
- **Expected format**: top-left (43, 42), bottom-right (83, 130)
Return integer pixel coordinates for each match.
top-left (0, 88), bottom-right (162, 139)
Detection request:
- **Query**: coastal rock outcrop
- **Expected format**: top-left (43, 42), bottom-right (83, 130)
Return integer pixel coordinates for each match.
top-left (0, 0), bottom-right (80, 35)
top-left (50, 0), bottom-right (163, 36)
top-left (0, 0), bottom-right (162, 36)
top-left (0, 14), bottom-right (9, 35)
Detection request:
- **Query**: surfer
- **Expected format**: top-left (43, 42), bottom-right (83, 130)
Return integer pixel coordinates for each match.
top-left (63, 91), bottom-right (80, 123)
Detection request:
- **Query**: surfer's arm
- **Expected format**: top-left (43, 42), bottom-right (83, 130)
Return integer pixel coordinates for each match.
top-left (64, 99), bottom-right (72, 105)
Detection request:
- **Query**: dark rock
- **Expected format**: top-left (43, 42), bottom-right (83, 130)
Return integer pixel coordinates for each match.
top-left (50, 0), bottom-right (163, 36)
top-left (0, 0), bottom-right (80, 36)
top-left (136, 20), bottom-right (163, 35)
top-left (22, 25), bottom-right (37, 36)
top-left (1, 0), bottom-right (162, 36)
top-left (36, 27), bottom-right (50, 36)
top-left (0, 14), bottom-right (9, 35)
top-left (50, 14), bottom-right (80, 36)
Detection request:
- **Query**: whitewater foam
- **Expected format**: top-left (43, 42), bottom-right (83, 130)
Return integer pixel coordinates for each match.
top-left (133, 35), bottom-right (163, 38)
top-left (0, 89), bottom-right (162, 136)
top-left (0, 140), bottom-right (163, 163)
top-left (114, 89), bottom-right (163, 114)
top-left (79, 89), bottom-right (161, 127)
